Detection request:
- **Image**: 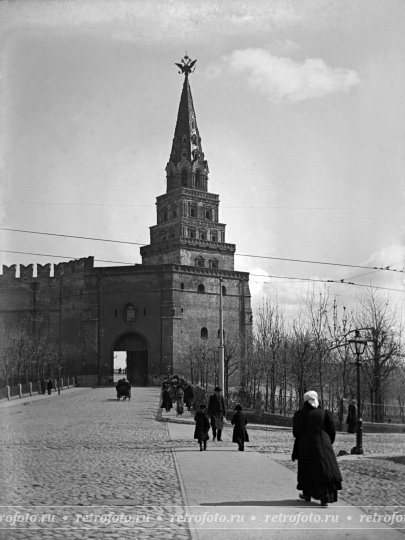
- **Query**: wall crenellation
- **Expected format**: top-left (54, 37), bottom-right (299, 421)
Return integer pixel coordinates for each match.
top-left (0, 265), bottom-right (17, 279)
top-left (37, 263), bottom-right (52, 278)
top-left (19, 264), bottom-right (34, 280)
top-left (0, 257), bottom-right (94, 283)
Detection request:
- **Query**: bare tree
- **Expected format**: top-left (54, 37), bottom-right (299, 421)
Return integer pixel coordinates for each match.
top-left (188, 338), bottom-right (217, 390)
top-left (223, 333), bottom-right (240, 403)
top-left (305, 287), bottom-right (334, 406)
top-left (356, 289), bottom-right (404, 422)
top-left (254, 297), bottom-right (285, 412)
top-left (0, 322), bottom-right (13, 385)
top-left (288, 315), bottom-right (317, 404)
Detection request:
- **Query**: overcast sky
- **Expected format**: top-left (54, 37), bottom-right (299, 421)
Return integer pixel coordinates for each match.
top-left (0, 0), bottom-right (404, 321)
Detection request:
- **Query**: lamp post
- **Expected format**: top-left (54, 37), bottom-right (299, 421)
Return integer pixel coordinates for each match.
top-left (348, 329), bottom-right (367, 455)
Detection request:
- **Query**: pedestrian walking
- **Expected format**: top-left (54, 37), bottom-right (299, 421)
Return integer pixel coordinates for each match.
top-left (292, 390), bottom-right (342, 507)
top-left (231, 404), bottom-right (249, 451)
top-left (346, 399), bottom-right (358, 434)
top-left (184, 384), bottom-right (194, 410)
top-left (46, 379), bottom-right (52, 395)
top-left (176, 386), bottom-right (184, 416)
top-left (207, 386), bottom-right (226, 441)
top-left (40, 379), bottom-right (46, 395)
top-left (160, 385), bottom-right (172, 412)
top-left (194, 404), bottom-right (210, 451)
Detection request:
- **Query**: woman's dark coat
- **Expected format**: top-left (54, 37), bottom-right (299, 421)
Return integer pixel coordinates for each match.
top-left (161, 388), bottom-right (172, 411)
top-left (231, 411), bottom-right (249, 443)
top-left (194, 411), bottom-right (210, 441)
top-left (293, 402), bottom-right (342, 500)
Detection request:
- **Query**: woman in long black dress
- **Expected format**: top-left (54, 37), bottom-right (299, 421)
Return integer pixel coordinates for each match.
top-left (231, 404), bottom-right (249, 451)
top-left (160, 385), bottom-right (172, 412)
top-left (293, 390), bottom-right (342, 507)
top-left (194, 404), bottom-right (210, 451)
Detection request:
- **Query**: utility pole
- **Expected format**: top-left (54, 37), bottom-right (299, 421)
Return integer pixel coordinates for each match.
top-left (218, 278), bottom-right (224, 394)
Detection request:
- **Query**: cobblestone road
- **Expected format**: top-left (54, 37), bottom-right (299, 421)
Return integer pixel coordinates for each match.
top-left (0, 387), bottom-right (190, 540)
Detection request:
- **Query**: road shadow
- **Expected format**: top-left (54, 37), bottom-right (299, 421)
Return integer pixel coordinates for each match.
top-left (201, 499), bottom-right (319, 507)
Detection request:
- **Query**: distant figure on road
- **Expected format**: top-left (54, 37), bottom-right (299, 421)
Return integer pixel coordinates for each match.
top-left (46, 379), bottom-right (52, 395)
top-left (176, 386), bottom-right (184, 416)
top-left (116, 378), bottom-right (131, 400)
top-left (40, 379), bottom-right (46, 395)
top-left (346, 399), bottom-right (358, 434)
top-left (194, 404), bottom-right (210, 451)
top-left (231, 404), bottom-right (249, 451)
top-left (160, 385), bottom-right (172, 412)
top-left (125, 379), bottom-right (131, 399)
top-left (208, 386), bottom-right (226, 441)
top-left (293, 390), bottom-right (342, 507)
top-left (184, 384), bottom-right (194, 411)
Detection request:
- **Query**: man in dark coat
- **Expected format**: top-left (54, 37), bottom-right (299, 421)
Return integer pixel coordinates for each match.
top-left (293, 390), bottom-right (342, 507)
top-left (194, 404), bottom-right (210, 451)
top-left (231, 405), bottom-right (249, 451)
top-left (46, 379), bottom-right (52, 395)
top-left (346, 399), bottom-right (358, 433)
top-left (207, 386), bottom-right (226, 441)
top-left (184, 384), bottom-right (194, 410)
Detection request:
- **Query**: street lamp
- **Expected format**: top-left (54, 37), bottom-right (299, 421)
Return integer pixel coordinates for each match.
top-left (348, 329), bottom-right (368, 455)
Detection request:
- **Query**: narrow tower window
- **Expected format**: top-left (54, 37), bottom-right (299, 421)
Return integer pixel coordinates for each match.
top-left (201, 327), bottom-right (208, 339)
top-left (125, 304), bottom-right (136, 322)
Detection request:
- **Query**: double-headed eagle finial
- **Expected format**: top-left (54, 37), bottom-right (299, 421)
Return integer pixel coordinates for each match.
top-left (175, 54), bottom-right (197, 76)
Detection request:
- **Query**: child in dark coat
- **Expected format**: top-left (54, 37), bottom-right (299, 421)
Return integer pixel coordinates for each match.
top-left (231, 404), bottom-right (249, 451)
top-left (194, 404), bottom-right (210, 451)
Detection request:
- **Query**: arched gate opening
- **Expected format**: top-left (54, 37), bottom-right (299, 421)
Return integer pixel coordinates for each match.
top-left (114, 333), bottom-right (148, 386)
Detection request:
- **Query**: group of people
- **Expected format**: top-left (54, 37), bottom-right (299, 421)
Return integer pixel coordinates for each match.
top-left (196, 387), bottom-right (344, 508)
top-left (160, 376), bottom-right (194, 415)
top-left (194, 386), bottom-right (249, 452)
top-left (40, 379), bottom-right (53, 395)
top-left (161, 380), bottom-right (346, 507)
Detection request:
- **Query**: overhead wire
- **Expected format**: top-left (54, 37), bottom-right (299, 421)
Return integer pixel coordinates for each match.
top-left (0, 249), bottom-right (403, 294)
top-left (0, 227), bottom-right (403, 274)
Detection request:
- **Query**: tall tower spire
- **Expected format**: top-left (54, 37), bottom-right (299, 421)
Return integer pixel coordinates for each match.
top-left (140, 55), bottom-right (235, 270)
top-left (166, 55), bottom-right (208, 192)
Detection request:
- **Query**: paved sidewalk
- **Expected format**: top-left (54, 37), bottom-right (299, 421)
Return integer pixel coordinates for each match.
top-left (0, 386), bottom-right (83, 408)
top-left (167, 419), bottom-right (405, 540)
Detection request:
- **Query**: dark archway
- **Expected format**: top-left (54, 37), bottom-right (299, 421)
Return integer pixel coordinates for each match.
top-left (114, 333), bottom-right (148, 386)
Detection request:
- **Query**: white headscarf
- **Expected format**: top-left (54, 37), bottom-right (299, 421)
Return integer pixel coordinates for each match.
top-left (304, 390), bottom-right (319, 409)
